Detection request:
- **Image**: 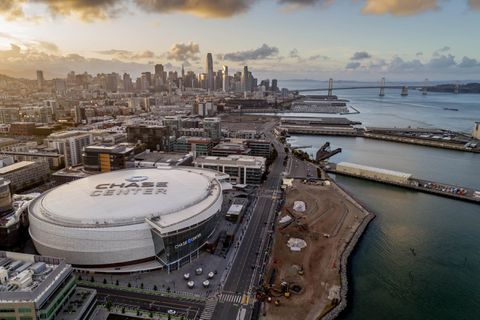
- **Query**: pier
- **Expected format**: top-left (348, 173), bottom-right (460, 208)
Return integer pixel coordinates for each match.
top-left (326, 162), bottom-right (480, 204)
top-left (279, 125), bottom-right (480, 153)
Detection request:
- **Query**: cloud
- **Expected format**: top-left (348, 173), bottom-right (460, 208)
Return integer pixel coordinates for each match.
top-left (351, 51), bottom-right (371, 60)
top-left (221, 44), bottom-right (279, 62)
top-left (97, 49), bottom-right (156, 60)
top-left (346, 62), bottom-right (361, 69)
top-left (0, 43), bottom-right (162, 78)
top-left (289, 49), bottom-right (301, 59)
top-left (362, 0), bottom-right (439, 16)
top-left (308, 54), bottom-right (329, 61)
top-left (427, 54), bottom-right (456, 68)
top-left (0, 0), bottom-right (26, 20)
top-left (37, 41), bottom-right (59, 53)
top-left (0, 0), bottom-right (123, 22)
top-left (166, 42), bottom-right (200, 61)
top-left (134, 0), bottom-right (255, 18)
top-left (1, 0), bottom-right (479, 22)
top-left (433, 46), bottom-right (450, 56)
top-left (277, 0), bottom-right (335, 11)
top-left (458, 56), bottom-right (480, 68)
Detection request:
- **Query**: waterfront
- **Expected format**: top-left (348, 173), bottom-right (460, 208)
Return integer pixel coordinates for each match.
top-left (283, 83), bottom-right (480, 320)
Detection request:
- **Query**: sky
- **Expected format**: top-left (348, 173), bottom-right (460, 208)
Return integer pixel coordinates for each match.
top-left (1, 0), bottom-right (480, 81)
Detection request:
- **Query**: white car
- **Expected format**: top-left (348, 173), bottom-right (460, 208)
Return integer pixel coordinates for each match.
top-left (167, 309), bottom-right (177, 315)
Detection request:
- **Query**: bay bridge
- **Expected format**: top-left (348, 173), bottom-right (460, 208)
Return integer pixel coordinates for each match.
top-left (294, 78), bottom-right (461, 96)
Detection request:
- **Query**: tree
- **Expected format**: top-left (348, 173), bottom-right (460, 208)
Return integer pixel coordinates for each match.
top-left (140, 282), bottom-right (144, 289)
top-left (153, 285), bottom-right (158, 291)
top-left (128, 282), bottom-right (131, 288)
top-left (105, 300), bottom-right (112, 311)
top-left (121, 307), bottom-right (125, 314)
top-left (103, 278), bottom-right (107, 284)
top-left (115, 279), bottom-right (119, 286)
top-left (90, 276), bottom-right (94, 283)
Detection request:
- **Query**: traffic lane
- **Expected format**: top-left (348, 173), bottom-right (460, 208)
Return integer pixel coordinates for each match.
top-left (211, 301), bottom-right (240, 320)
top-left (224, 195), bottom-right (271, 292)
top-left (93, 287), bottom-right (204, 318)
top-left (97, 293), bottom-right (201, 319)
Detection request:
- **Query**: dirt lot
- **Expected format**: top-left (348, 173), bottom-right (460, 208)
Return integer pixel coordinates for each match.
top-left (263, 180), bottom-right (369, 320)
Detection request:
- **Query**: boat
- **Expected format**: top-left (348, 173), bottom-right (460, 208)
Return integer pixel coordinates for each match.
top-left (443, 107), bottom-right (459, 111)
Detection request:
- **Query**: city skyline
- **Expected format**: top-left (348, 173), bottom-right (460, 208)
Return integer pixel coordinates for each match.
top-left (1, 0), bottom-right (480, 81)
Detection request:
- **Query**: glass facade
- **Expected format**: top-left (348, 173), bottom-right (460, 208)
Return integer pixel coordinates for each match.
top-left (151, 211), bottom-right (219, 270)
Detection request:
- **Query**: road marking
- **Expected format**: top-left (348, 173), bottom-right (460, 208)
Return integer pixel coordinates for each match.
top-left (219, 293), bottom-right (242, 304)
top-left (199, 298), bottom-right (217, 320)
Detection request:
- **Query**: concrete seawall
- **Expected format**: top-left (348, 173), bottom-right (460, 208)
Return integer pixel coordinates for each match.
top-left (320, 180), bottom-right (376, 320)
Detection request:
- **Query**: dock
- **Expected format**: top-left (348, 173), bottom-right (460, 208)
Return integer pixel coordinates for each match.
top-left (326, 162), bottom-right (480, 204)
top-left (278, 125), bottom-right (480, 153)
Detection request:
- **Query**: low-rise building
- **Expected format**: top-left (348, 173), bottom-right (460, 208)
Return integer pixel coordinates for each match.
top-left (194, 155), bottom-right (266, 185)
top-left (0, 251), bottom-right (96, 320)
top-left (172, 136), bottom-right (214, 156)
top-left (9, 122), bottom-right (36, 136)
top-left (82, 143), bottom-right (139, 172)
top-left (0, 161), bottom-right (49, 192)
top-left (126, 125), bottom-right (170, 151)
top-left (130, 151), bottom-right (193, 168)
top-left (211, 142), bottom-right (250, 157)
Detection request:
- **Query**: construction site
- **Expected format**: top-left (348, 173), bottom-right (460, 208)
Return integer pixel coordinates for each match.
top-left (259, 177), bottom-right (374, 320)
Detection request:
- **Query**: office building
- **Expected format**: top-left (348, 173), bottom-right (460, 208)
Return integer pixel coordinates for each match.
top-left (171, 136), bottom-right (214, 156)
top-left (194, 155), bottom-right (266, 185)
top-left (222, 66), bottom-right (229, 92)
top-left (47, 131), bottom-right (93, 167)
top-left (82, 143), bottom-right (138, 172)
top-left (0, 161), bottom-right (49, 192)
top-left (206, 53), bottom-right (214, 91)
top-left (0, 251), bottom-right (96, 320)
top-left (126, 125), bottom-right (170, 151)
top-left (36, 71), bottom-right (44, 90)
top-left (211, 142), bottom-right (250, 157)
top-left (203, 117), bottom-right (222, 140)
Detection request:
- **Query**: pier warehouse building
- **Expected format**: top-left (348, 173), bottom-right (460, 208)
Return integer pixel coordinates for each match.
top-left (28, 167), bottom-right (225, 271)
top-left (335, 162), bottom-right (412, 184)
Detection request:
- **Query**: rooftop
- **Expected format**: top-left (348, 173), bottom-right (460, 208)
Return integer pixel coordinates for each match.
top-left (195, 155), bottom-right (266, 167)
top-left (133, 151), bottom-right (192, 165)
top-left (0, 161), bottom-right (35, 175)
top-left (30, 167), bottom-right (223, 229)
top-left (337, 162), bottom-right (412, 179)
top-left (0, 251), bottom-right (70, 305)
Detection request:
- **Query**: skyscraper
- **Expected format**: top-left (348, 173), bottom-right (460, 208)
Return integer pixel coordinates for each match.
top-left (242, 66), bottom-right (249, 93)
top-left (36, 70), bottom-right (44, 90)
top-left (206, 53), bottom-right (214, 91)
top-left (222, 65), bottom-right (229, 92)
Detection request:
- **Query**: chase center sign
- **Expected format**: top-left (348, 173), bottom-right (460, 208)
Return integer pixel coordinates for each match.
top-left (90, 175), bottom-right (169, 197)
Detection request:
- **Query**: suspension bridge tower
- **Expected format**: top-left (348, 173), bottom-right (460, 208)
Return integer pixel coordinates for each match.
top-left (328, 78), bottom-right (333, 97)
top-left (379, 77), bottom-right (385, 97)
top-left (422, 78), bottom-right (429, 95)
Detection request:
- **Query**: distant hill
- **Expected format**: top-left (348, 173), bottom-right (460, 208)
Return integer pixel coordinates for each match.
top-left (0, 74), bottom-right (35, 89)
top-left (428, 83), bottom-right (480, 93)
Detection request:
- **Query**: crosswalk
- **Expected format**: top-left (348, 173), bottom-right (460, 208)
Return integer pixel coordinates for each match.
top-left (219, 293), bottom-right (243, 304)
top-left (199, 298), bottom-right (218, 320)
